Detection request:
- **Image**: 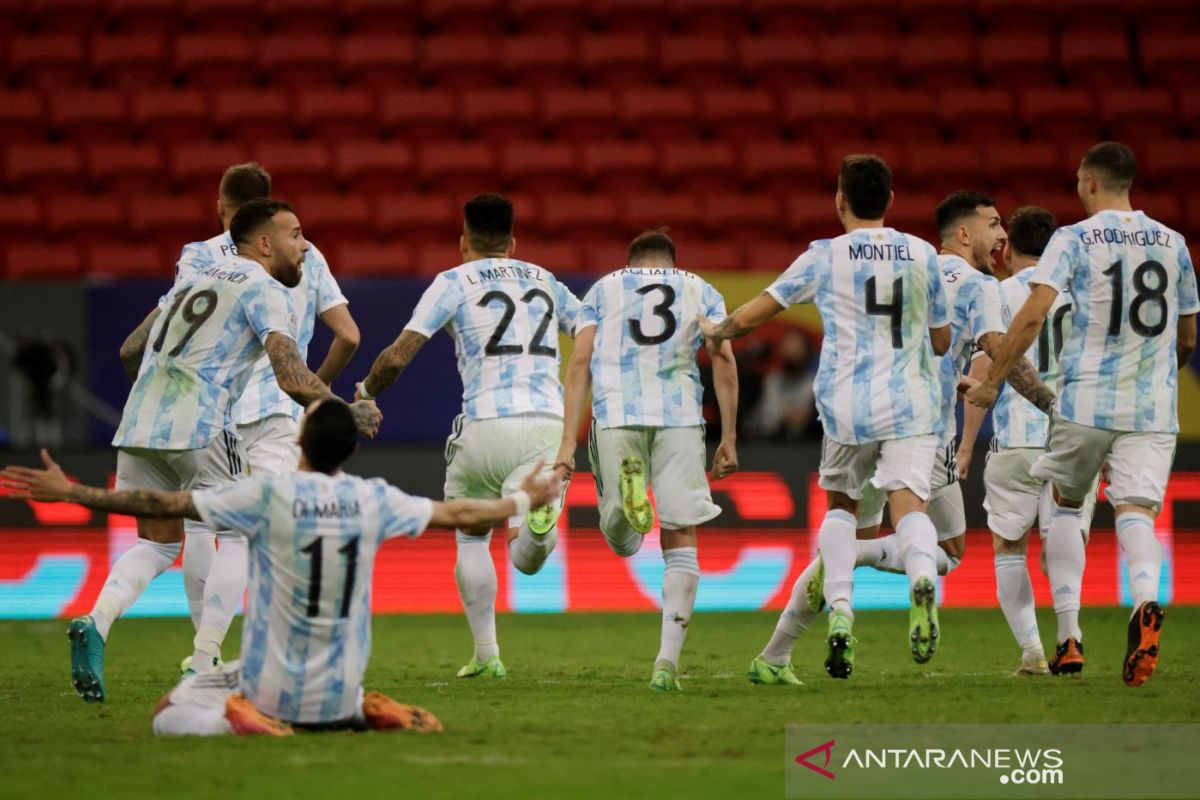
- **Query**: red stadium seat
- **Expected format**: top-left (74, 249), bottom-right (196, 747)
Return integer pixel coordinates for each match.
top-left (538, 193), bottom-right (620, 235)
top-left (258, 33), bottom-right (339, 88)
top-left (899, 0), bottom-right (978, 33)
top-left (509, 0), bottom-right (590, 32)
top-left (182, 0), bottom-right (258, 32)
top-left (341, 0), bottom-right (423, 32)
top-left (339, 34), bottom-right (420, 89)
top-left (1136, 191), bottom-right (1184, 231)
top-left (1185, 195), bottom-right (1200, 237)
top-left (697, 87), bottom-right (781, 142)
top-left (737, 33), bottom-right (821, 88)
top-left (659, 33), bottom-right (738, 88)
top-left (884, 191), bottom-right (940, 241)
top-left (580, 140), bottom-right (658, 192)
top-left (1019, 88), bottom-right (1099, 140)
top-left (378, 89), bottom-right (460, 141)
top-left (423, 0), bottom-right (506, 31)
top-left (25, 0), bottom-right (103, 33)
top-left (175, 33), bottom-right (256, 87)
top-left (746, 0), bottom-right (827, 33)
top-left (85, 141), bottom-right (167, 192)
top-left (778, 88), bottom-right (863, 144)
top-left (5, 142), bottom-right (84, 190)
top-left (415, 142), bottom-right (498, 191)
top-left (978, 32), bottom-right (1056, 88)
top-left (291, 192), bottom-right (374, 244)
top-left (252, 140), bottom-right (333, 193)
top-left (677, 240), bottom-right (741, 273)
top-left (416, 241), bottom-right (468, 276)
top-left (1139, 33), bottom-right (1200, 89)
top-left (167, 141), bottom-right (251, 190)
top-left (902, 141), bottom-right (983, 193)
top-left (295, 88), bottom-right (377, 140)
top-left (582, 240), bottom-right (635, 274)
top-left (0, 91), bottom-right (48, 143)
top-left (783, 192), bottom-right (840, 241)
top-left (332, 140), bottom-right (415, 191)
top-left (374, 192), bottom-right (458, 235)
top-left (262, 0), bottom-right (340, 32)
top-left (0, 195), bottom-right (43, 235)
top-left (659, 141), bottom-right (739, 191)
top-left (937, 88), bottom-right (1020, 141)
top-left (91, 32), bottom-right (169, 88)
top-left (540, 88), bottom-right (621, 140)
top-left (818, 34), bottom-right (900, 87)
top-left (460, 88), bottom-right (541, 140)
top-left (107, 0), bottom-right (182, 34)
top-left (85, 242), bottom-right (170, 279)
top-left (129, 89), bottom-right (209, 142)
top-left (501, 33), bottom-right (579, 87)
top-left (579, 31), bottom-right (656, 86)
top-left (741, 141), bottom-right (822, 189)
top-left (421, 34), bottom-right (502, 86)
top-left (589, 0), bottom-right (671, 30)
top-left (1178, 89), bottom-right (1200, 132)
top-left (1059, 30), bottom-right (1136, 89)
top-left (1098, 88), bottom-right (1180, 143)
top-left (1143, 139), bottom-right (1200, 189)
top-left (337, 240), bottom-right (408, 277)
top-left (666, 0), bottom-right (748, 33)
top-left (5, 244), bottom-right (84, 280)
top-left (127, 193), bottom-right (210, 247)
top-left (980, 141), bottom-right (1063, 193)
top-left (47, 90), bottom-right (129, 141)
top-left (861, 89), bottom-right (940, 141)
top-left (619, 192), bottom-right (705, 234)
top-left (513, 240), bottom-right (584, 272)
top-left (899, 33), bottom-right (977, 87)
top-left (210, 88), bottom-right (293, 141)
top-left (701, 191), bottom-right (783, 237)
top-left (497, 141), bottom-right (581, 193)
top-left (617, 88), bottom-right (698, 140)
top-left (742, 239), bottom-right (802, 273)
top-left (8, 34), bottom-right (87, 89)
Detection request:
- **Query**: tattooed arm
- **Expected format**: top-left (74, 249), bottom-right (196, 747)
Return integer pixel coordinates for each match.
top-left (978, 332), bottom-right (1055, 414)
top-left (265, 332), bottom-right (382, 437)
top-left (119, 307), bottom-right (161, 382)
top-left (697, 293), bottom-right (785, 346)
top-left (358, 330), bottom-right (429, 400)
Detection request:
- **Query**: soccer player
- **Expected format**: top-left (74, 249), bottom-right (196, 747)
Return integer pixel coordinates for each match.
top-left (553, 229), bottom-right (738, 692)
top-left (355, 194), bottom-right (580, 680)
top-left (702, 155), bottom-right (950, 680)
top-left (66, 199), bottom-right (381, 702)
top-left (957, 205), bottom-right (1097, 675)
top-left (967, 142), bottom-right (1198, 686)
top-left (119, 163), bottom-right (360, 674)
top-left (2, 399), bottom-right (561, 736)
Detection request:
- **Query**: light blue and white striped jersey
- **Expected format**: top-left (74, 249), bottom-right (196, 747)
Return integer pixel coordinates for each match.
top-left (172, 233), bottom-right (348, 426)
top-left (1031, 210), bottom-right (1199, 433)
top-left (992, 267), bottom-right (1073, 449)
top-left (580, 267), bottom-right (726, 429)
top-left (114, 256), bottom-right (297, 450)
top-left (404, 258), bottom-right (582, 420)
top-left (192, 471), bottom-right (433, 725)
top-left (766, 228), bottom-right (949, 445)
top-left (936, 254), bottom-right (1006, 447)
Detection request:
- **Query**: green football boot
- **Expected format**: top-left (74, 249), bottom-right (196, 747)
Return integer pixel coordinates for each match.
top-left (805, 554), bottom-right (826, 614)
top-left (67, 616), bottom-right (106, 703)
top-left (747, 656), bottom-right (802, 686)
top-left (526, 503), bottom-right (559, 536)
top-left (909, 576), bottom-right (940, 664)
top-left (824, 609), bottom-right (856, 680)
top-left (619, 456), bottom-right (654, 534)
top-left (456, 655), bottom-right (507, 679)
top-left (649, 660), bottom-right (682, 692)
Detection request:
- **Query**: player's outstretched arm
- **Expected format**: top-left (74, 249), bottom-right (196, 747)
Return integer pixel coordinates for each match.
top-left (357, 330), bottom-right (428, 401)
top-left (555, 326), bottom-right (595, 478)
top-left (1, 449), bottom-right (201, 520)
top-left (1178, 314), bottom-right (1197, 367)
top-left (314, 304), bottom-right (361, 386)
top-left (956, 352), bottom-right (991, 479)
top-left (966, 284), bottom-right (1056, 409)
top-left (118, 307), bottom-right (161, 382)
top-left (706, 338), bottom-right (739, 480)
top-left (698, 293), bottom-right (784, 346)
top-left (429, 461), bottom-right (562, 529)
top-left (979, 332), bottom-right (1054, 414)
top-left (266, 332), bottom-right (381, 437)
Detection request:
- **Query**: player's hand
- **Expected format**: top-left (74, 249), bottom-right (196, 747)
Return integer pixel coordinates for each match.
top-left (956, 375), bottom-right (979, 400)
top-left (349, 399), bottom-right (383, 438)
top-left (965, 379), bottom-right (999, 409)
top-left (956, 446), bottom-right (972, 480)
top-left (696, 314), bottom-right (721, 344)
top-left (552, 442), bottom-right (575, 481)
top-left (710, 439), bottom-right (739, 480)
top-left (0, 449), bottom-right (73, 502)
top-left (519, 460), bottom-right (563, 509)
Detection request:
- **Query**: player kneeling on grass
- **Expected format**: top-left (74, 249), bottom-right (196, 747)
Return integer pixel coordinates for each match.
top-left (2, 398), bottom-right (561, 736)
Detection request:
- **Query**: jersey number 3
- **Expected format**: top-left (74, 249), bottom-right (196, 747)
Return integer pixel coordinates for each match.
top-left (629, 284), bottom-right (677, 345)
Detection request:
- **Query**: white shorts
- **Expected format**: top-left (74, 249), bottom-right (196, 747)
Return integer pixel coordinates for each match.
top-left (237, 414), bottom-right (300, 475)
top-left (589, 423), bottom-right (720, 536)
top-left (1031, 414), bottom-right (1177, 514)
top-left (117, 431), bottom-right (245, 535)
top-left (444, 413), bottom-right (563, 529)
top-left (819, 434), bottom-right (938, 504)
top-left (853, 440), bottom-right (961, 540)
top-left (985, 446), bottom-right (1100, 542)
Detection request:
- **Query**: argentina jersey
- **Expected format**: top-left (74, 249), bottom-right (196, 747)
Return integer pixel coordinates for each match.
top-left (992, 267), bottom-right (1073, 449)
top-left (174, 233), bottom-right (348, 425)
top-left (191, 471), bottom-right (433, 724)
top-left (404, 258), bottom-right (582, 420)
top-left (581, 267), bottom-right (726, 429)
top-left (936, 254), bottom-right (1006, 447)
top-left (113, 256), bottom-right (297, 451)
top-left (766, 228), bottom-right (948, 445)
top-left (1032, 210), bottom-right (1199, 433)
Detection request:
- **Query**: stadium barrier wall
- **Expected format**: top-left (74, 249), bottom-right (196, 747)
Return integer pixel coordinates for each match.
top-left (2, 445), bottom-right (1198, 619)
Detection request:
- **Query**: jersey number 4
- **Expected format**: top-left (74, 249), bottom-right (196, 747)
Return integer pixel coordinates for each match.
top-left (478, 289), bottom-right (556, 357)
top-left (153, 287), bottom-right (218, 356)
top-left (865, 276), bottom-right (903, 348)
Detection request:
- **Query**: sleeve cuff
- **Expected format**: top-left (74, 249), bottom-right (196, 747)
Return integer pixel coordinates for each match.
top-left (317, 297), bottom-right (348, 315)
top-left (765, 287), bottom-right (789, 308)
top-left (575, 319), bottom-right (598, 332)
top-left (403, 322), bottom-right (437, 338)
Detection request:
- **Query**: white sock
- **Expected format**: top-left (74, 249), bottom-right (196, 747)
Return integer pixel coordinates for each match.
top-left (1045, 503), bottom-right (1085, 643)
top-left (1116, 513), bottom-right (1161, 609)
top-left (656, 547), bottom-right (700, 669)
top-left (761, 555), bottom-right (820, 665)
top-left (90, 538), bottom-right (181, 640)
top-left (455, 531), bottom-right (498, 662)
top-left (192, 533), bottom-right (247, 670)
top-left (508, 521), bottom-right (558, 576)
top-left (896, 511), bottom-right (938, 587)
top-left (937, 549), bottom-right (961, 576)
top-left (995, 553), bottom-right (1041, 652)
top-left (152, 705), bottom-right (233, 737)
top-left (183, 531), bottom-right (216, 630)
top-left (855, 537), bottom-right (887, 568)
top-left (818, 509), bottom-right (857, 614)
top-left (867, 533), bottom-right (959, 576)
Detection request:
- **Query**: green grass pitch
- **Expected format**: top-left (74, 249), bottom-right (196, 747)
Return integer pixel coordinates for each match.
top-left (3, 608), bottom-right (1198, 800)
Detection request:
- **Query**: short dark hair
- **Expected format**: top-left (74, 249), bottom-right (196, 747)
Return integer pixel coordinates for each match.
top-left (628, 227), bottom-right (676, 266)
top-left (1006, 205), bottom-right (1057, 258)
top-left (301, 398), bottom-right (358, 474)
top-left (464, 194), bottom-right (514, 254)
top-left (1081, 141), bottom-right (1136, 192)
top-left (935, 190), bottom-right (996, 240)
top-left (838, 155), bottom-right (893, 220)
top-left (230, 198), bottom-right (295, 247)
top-left (219, 162), bottom-right (271, 210)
